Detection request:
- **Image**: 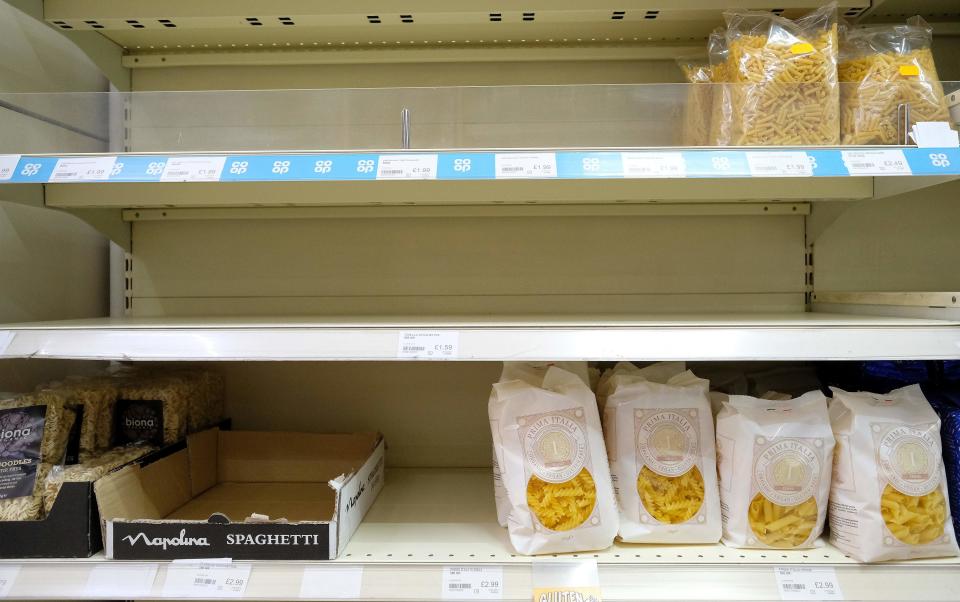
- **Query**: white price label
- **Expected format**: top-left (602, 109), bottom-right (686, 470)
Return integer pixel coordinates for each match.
top-left (0, 155), bottom-right (20, 181)
top-left (49, 156), bottom-right (117, 182)
top-left (85, 563), bottom-right (158, 598)
top-left (397, 330), bottom-right (460, 359)
top-left (299, 566), bottom-right (363, 599)
top-left (841, 150), bottom-right (911, 175)
top-left (442, 566), bottom-right (503, 600)
top-left (0, 332), bottom-right (13, 356)
top-left (746, 152), bottom-right (813, 177)
top-left (495, 153), bottom-right (557, 179)
top-left (163, 562), bottom-right (252, 598)
top-left (161, 156), bottom-right (227, 182)
top-left (775, 567), bottom-right (844, 601)
top-left (0, 565), bottom-right (19, 597)
top-left (376, 154), bottom-right (438, 180)
top-left (621, 152), bottom-right (686, 178)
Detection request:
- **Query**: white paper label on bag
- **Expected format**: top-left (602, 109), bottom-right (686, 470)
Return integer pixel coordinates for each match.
top-left (49, 156), bottom-right (117, 182)
top-left (398, 330), bottom-right (460, 358)
top-left (746, 152), bottom-right (812, 177)
top-left (0, 156), bottom-right (20, 181)
top-left (774, 567), bottom-right (843, 601)
top-left (299, 566), bottom-right (363, 599)
top-left (442, 566), bottom-right (503, 600)
top-left (85, 563), bottom-right (158, 598)
top-left (841, 150), bottom-right (911, 175)
top-left (621, 152), bottom-right (686, 178)
top-left (377, 154), bottom-right (438, 180)
top-left (162, 562), bottom-right (251, 598)
top-left (0, 565), bottom-right (19, 597)
top-left (495, 153), bottom-right (557, 178)
top-left (160, 156), bottom-right (227, 182)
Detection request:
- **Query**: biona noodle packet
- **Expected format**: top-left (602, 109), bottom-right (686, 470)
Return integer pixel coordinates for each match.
top-left (829, 385), bottom-right (959, 561)
top-left (489, 362), bottom-right (617, 554)
top-left (716, 390), bottom-right (835, 548)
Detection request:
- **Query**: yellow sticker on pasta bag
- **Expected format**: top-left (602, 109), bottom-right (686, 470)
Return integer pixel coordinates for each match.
top-left (899, 64), bottom-right (921, 77)
top-left (790, 42), bottom-right (815, 55)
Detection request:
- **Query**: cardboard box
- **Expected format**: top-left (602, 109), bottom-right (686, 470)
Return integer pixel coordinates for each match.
top-left (97, 429), bottom-right (385, 560)
top-left (0, 445), bottom-right (173, 558)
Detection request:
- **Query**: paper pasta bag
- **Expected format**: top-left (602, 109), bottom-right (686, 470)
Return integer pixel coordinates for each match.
top-left (716, 390), bottom-right (834, 548)
top-left (492, 362), bottom-right (591, 528)
top-left (829, 385), bottom-right (959, 561)
top-left (489, 363), bottom-right (617, 554)
top-left (604, 368), bottom-right (721, 543)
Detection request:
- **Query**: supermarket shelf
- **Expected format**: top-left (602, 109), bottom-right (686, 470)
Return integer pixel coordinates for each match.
top-left (2, 313), bottom-right (960, 361)
top-left (3, 148), bottom-right (958, 208)
top-left (41, 1), bottom-right (870, 56)
top-left (2, 469), bottom-right (959, 601)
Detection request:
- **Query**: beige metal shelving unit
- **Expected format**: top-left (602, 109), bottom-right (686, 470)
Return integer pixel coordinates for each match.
top-left (1, 0), bottom-right (960, 600)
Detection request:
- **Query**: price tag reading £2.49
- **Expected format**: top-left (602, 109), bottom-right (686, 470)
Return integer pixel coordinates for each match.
top-left (442, 566), bottom-right (503, 600)
top-left (162, 562), bottom-right (252, 599)
top-left (774, 567), bottom-right (844, 601)
top-left (841, 150), bottom-right (911, 176)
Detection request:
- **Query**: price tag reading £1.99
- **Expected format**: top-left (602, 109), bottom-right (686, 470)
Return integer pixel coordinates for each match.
top-left (746, 152), bottom-right (812, 177)
top-left (495, 153), bottom-right (557, 179)
top-left (840, 149), bottom-right (911, 175)
top-left (0, 156), bottom-right (21, 181)
top-left (442, 566), bottom-right (503, 600)
top-left (162, 562), bottom-right (252, 598)
top-left (774, 567), bottom-right (844, 601)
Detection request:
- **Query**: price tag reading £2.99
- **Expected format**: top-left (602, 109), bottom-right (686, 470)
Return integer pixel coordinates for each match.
top-left (162, 562), bottom-right (252, 598)
top-left (774, 567), bottom-right (844, 601)
top-left (397, 330), bottom-right (460, 359)
top-left (442, 566), bottom-right (503, 600)
top-left (495, 153), bottom-right (557, 179)
top-left (0, 565), bottom-right (20, 597)
top-left (0, 156), bottom-right (21, 181)
top-left (840, 149), bottom-right (911, 175)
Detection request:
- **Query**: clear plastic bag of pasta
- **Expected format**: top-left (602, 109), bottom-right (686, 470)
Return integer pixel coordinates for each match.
top-left (489, 363), bottom-right (617, 554)
top-left (716, 390), bottom-right (835, 549)
top-left (604, 365), bottom-right (721, 543)
top-left (828, 385), bottom-right (959, 561)
top-left (678, 59), bottom-right (714, 146)
top-left (723, 3), bottom-right (840, 145)
top-left (839, 16), bottom-right (952, 145)
top-left (706, 27), bottom-right (735, 146)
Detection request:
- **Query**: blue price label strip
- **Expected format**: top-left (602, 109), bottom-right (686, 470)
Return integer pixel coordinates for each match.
top-left (4, 148), bottom-right (958, 184)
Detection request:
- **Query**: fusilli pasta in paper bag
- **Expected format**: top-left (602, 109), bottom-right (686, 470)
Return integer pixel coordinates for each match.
top-left (603, 364), bottom-right (721, 543)
top-left (829, 385), bottom-right (959, 562)
top-left (716, 390), bottom-right (834, 549)
top-left (490, 363), bottom-right (617, 554)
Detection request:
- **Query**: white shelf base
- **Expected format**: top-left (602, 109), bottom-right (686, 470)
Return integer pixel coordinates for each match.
top-left (1, 312), bottom-right (959, 361)
top-left (1, 468), bottom-right (958, 600)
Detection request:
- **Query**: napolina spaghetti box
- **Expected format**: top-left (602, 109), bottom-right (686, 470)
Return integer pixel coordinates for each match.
top-left (96, 428), bottom-right (384, 560)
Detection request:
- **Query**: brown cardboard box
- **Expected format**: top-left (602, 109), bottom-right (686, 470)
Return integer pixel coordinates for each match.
top-left (96, 429), bottom-right (385, 560)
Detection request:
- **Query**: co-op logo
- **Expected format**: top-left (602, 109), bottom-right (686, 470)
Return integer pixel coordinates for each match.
top-left (0, 427), bottom-right (31, 440)
top-left (122, 529), bottom-right (211, 550)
